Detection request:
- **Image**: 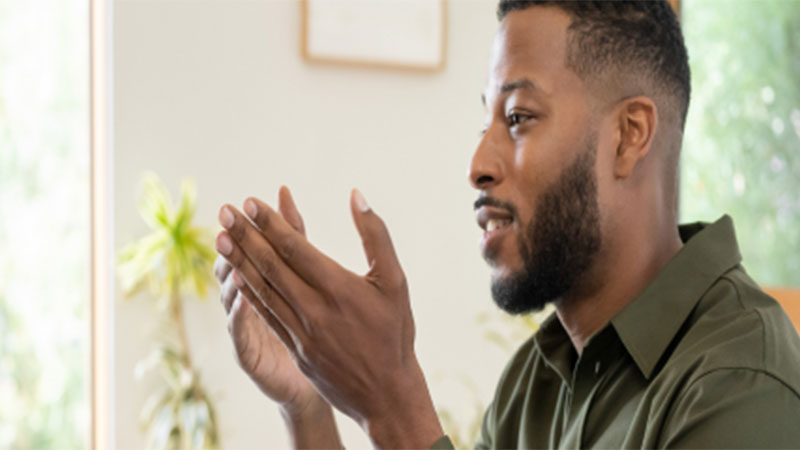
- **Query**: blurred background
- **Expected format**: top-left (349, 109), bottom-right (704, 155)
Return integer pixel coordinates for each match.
top-left (0, 0), bottom-right (797, 448)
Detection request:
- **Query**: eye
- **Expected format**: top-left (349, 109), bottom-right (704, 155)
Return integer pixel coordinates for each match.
top-left (507, 112), bottom-right (532, 127)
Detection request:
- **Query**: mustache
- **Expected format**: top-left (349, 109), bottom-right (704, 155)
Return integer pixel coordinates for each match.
top-left (473, 195), bottom-right (518, 217)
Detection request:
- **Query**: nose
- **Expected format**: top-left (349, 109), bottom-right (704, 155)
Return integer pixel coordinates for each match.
top-left (468, 127), bottom-right (505, 190)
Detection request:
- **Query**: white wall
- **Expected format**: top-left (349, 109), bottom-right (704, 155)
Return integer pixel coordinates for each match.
top-left (114, 1), bottom-right (512, 448)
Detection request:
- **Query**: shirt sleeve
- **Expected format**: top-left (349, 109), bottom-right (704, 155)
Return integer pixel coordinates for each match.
top-left (429, 435), bottom-right (455, 449)
top-left (659, 368), bottom-right (800, 448)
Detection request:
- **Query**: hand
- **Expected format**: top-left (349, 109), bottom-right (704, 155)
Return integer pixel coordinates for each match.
top-left (214, 187), bottom-right (320, 416)
top-left (216, 189), bottom-right (443, 448)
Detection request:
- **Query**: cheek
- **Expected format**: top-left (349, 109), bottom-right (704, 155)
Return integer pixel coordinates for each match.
top-left (513, 135), bottom-right (564, 195)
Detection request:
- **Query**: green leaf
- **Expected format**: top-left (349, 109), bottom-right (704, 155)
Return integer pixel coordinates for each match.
top-left (116, 172), bottom-right (217, 301)
top-left (117, 172), bottom-right (221, 448)
top-left (138, 172), bottom-right (173, 231)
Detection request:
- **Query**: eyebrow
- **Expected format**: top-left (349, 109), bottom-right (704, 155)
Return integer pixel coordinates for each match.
top-left (481, 78), bottom-right (539, 106)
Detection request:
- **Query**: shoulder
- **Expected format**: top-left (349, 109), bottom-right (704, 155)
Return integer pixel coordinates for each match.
top-left (720, 268), bottom-right (800, 377)
top-left (665, 265), bottom-right (800, 390)
top-left (655, 266), bottom-right (800, 446)
top-left (659, 367), bottom-right (800, 447)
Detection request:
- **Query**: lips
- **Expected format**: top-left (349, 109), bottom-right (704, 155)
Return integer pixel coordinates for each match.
top-left (476, 205), bottom-right (515, 257)
top-left (475, 205), bottom-right (514, 232)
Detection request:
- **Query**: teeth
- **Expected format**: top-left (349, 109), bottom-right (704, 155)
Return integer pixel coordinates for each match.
top-left (486, 218), bottom-right (510, 232)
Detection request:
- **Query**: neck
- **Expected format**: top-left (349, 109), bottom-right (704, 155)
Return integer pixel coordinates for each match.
top-left (555, 210), bottom-right (683, 355)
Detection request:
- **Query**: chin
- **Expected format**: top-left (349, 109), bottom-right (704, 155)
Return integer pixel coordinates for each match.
top-left (482, 237), bottom-right (522, 271)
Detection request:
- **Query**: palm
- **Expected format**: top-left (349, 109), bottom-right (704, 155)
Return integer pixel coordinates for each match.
top-left (229, 293), bottom-right (314, 406)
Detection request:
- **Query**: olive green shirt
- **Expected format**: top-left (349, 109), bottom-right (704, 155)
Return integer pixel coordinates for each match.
top-left (433, 215), bottom-right (800, 449)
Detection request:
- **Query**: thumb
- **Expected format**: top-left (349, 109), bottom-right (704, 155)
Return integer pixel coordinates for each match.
top-left (277, 185), bottom-right (306, 236)
top-left (350, 189), bottom-right (404, 288)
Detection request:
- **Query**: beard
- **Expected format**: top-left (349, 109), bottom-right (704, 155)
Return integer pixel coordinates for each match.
top-left (490, 139), bottom-right (602, 315)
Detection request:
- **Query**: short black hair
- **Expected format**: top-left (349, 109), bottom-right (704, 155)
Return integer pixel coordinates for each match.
top-left (497, 0), bottom-right (691, 129)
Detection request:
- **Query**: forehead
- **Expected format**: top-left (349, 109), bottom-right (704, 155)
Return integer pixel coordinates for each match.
top-left (485, 7), bottom-right (577, 100)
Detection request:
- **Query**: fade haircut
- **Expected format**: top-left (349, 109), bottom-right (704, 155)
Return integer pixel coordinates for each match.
top-left (497, 0), bottom-right (691, 130)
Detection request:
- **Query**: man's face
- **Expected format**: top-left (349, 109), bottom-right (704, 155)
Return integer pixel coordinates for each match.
top-left (471, 7), bottom-right (605, 313)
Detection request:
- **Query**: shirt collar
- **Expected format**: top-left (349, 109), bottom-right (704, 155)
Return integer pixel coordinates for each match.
top-left (534, 311), bottom-right (576, 382)
top-left (610, 214), bottom-right (742, 380)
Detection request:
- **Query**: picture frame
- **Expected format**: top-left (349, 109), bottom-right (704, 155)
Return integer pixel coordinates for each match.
top-left (301, 0), bottom-right (447, 72)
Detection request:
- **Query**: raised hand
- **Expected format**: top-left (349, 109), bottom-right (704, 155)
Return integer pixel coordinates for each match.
top-left (216, 189), bottom-right (443, 449)
top-left (215, 187), bottom-right (342, 448)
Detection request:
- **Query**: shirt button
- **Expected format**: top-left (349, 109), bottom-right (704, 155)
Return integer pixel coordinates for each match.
top-left (594, 361), bottom-right (602, 375)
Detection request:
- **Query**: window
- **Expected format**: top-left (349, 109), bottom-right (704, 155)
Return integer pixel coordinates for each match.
top-left (0, 0), bottom-right (91, 447)
top-left (681, 0), bottom-right (800, 288)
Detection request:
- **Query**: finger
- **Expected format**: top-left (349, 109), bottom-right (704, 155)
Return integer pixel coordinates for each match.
top-left (214, 254), bottom-right (233, 282)
top-left (349, 189), bottom-right (405, 289)
top-left (277, 186), bottom-right (306, 237)
top-left (225, 194), bottom-right (305, 352)
top-left (220, 204), bottom-right (320, 316)
top-left (241, 197), bottom-right (343, 295)
top-left (219, 195), bottom-right (304, 313)
top-left (216, 229), bottom-right (309, 342)
top-left (233, 272), bottom-right (298, 354)
top-left (221, 274), bottom-right (239, 313)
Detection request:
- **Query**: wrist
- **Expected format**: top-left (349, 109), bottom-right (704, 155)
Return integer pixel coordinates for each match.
top-left (363, 362), bottom-right (444, 449)
top-left (280, 393), bottom-right (343, 449)
top-left (279, 391), bottom-right (331, 425)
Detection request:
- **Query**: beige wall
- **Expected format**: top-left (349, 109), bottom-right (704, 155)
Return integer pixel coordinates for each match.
top-left (113, 0), bottom-right (512, 447)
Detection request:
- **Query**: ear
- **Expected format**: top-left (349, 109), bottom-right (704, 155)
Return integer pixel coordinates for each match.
top-left (614, 96), bottom-right (658, 179)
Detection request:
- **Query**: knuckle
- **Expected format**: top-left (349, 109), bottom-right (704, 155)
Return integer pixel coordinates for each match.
top-left (254, 283), bottom-right (270, 303)
top-left (259, 285), bottom-right (275, 306)
top-left (277, 238), bottom-right (298, 262)
top-left (320, 280), bottom-right (341, 301)
top-left (228, 220), bottom-right (246, 242)
top-left (256, 249), bottom-right (279, 280)
top-left (302, 306), bottom-right (321, 331)
top-left (254, 282), bottom-right (277, 308)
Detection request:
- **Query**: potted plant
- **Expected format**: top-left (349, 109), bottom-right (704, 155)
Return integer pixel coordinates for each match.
top-left (117, 173), bottom-right (219, 449)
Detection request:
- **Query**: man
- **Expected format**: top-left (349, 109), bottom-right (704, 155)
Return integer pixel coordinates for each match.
top-left (214, 0), bottom-right (800, 448)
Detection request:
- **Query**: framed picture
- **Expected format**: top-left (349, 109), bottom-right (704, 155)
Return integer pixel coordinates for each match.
top-left (301, 0), bottom-right (447, 72)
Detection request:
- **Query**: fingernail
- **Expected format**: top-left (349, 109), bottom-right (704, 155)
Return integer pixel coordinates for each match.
top-left (244, 199), bottom-right (258, 219)
top-left (216, 233), bottom-right (233, 255)
top-left (354, 189), bottom-right (370, 212)
top-left (219, 206), bottom-right (234, 229)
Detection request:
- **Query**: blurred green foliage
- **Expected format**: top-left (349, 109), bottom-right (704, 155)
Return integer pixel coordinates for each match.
top-left (681, 0), bottom-right (800, 287)
top-left (118, 173), bottom-right (219, 449)
top-left (0, 0), bottom-right (89, 448)
top-left (0, 298), bottom-right (85, 449)
top-left (118, 174), bottom-right (217, 307)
